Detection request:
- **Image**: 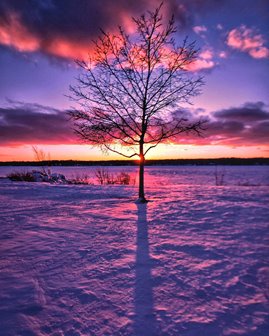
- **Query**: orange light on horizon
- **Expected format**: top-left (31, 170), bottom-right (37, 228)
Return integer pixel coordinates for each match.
top-left (0, 143), bottom-right (268, 162)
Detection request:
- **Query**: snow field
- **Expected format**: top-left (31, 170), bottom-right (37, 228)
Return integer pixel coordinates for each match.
top-left (0, 176), bottom-right (268, 335)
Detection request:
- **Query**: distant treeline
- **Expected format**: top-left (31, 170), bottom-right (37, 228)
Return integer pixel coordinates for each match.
top-left (0, 158), bottom-right (269, 166)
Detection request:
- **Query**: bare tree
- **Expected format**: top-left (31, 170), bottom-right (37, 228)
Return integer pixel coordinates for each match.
top-left (69, 4), bottom-right (205, 202)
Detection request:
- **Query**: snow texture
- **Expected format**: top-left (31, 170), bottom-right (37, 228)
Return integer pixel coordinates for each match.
top-left (0, 166), bottom-right (269, 335)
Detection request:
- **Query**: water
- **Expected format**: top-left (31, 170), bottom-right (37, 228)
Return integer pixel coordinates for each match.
top-left (1, 165), bottom-right (268, 186)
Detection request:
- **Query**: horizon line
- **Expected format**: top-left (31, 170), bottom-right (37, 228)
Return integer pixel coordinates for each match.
top-left (0, 157), bottom-right (268, 164)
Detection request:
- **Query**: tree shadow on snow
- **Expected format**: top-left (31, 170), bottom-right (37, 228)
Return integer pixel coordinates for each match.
top-left (133, 203), bottom-right (157, 336)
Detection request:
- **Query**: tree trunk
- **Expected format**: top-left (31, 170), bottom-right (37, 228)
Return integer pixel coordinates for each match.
top-left (138, 142), bottom-right (147, 203)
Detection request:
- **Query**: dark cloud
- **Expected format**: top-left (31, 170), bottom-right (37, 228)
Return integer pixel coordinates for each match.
top-left (0, 0), bottom-right (226, 60)
top-left (172, 101), bottom-right (269, 146)
top-left (1, 0), bottom-right (130, 41)
top-left (206, 120), bottom-right (244, 135)
top-left (0, 0), bottom-right (188, 59)
top-left (247, 120), bottom-right (269, 142)
top-left (0, 0), bottom-right (220, 38)
top-left (1, 100), bottom-right (268, 147)
top-left (0, 101), bottom-right (76, 145)
top-left (0, 0), bottom-right (268, 61)
top-left (213, 102), bottom-right (269, 122)
top-left (204, 102), bottom-right (269, 145)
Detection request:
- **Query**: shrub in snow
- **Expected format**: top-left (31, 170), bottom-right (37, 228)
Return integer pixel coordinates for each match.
top-left (214, 166), bottom-right (225, 186)
top-left (31, 170), bottom-right (49, 182)
top-left (7, 170), bottom-right (68, 184)
top-left (95, 167), bottom-right (112, 185)
top-left (116, 172), bottom-right (131, 185)
top-left (50, 173), bottom-right (67, 183)
top-left (7, 171), bottom-right (36, 182)
top-left (95, 168), bottom-right (135, 185)
top-left (68, 173), bottom-right (90, 185)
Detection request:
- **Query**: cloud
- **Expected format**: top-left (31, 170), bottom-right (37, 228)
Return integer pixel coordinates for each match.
top-left (248, 47), bottom-right (269, 59)
top-left (204, 120), bottom-right (269, 147)
top-left (0, 12), bottom-right (39, 52)
top-left (0, 0), bottom-right (189, 60)
top-left (1, 100), bottom-right (268, 148)
top-left (187, 48), bottom-right (216, 72)
top-left (199, 49), bottom-right (213, 59)
top-left (0, 101), bottom-right (76, 145)
top-left (171, 101), bottom-right (269, 146)
top-left (218, 51), bottom-right (227, 58)
top-left (204, 102), bottom-right (269, 145)
top-left (213, 102), bottom-right (269, 122)
top-left (0, 0), bottom-right (230, 61)
top-left (193, 25), bottom-right (207, 35)
top-left (226, 25), bottom-right (269, 59)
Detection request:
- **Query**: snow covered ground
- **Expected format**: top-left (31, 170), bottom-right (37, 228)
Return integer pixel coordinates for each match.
top-left (0, 167), bottom-right (269, 335)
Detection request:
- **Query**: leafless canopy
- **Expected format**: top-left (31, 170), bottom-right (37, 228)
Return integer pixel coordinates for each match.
top-left (69, 4), bottom-right (206, 201)
top-left (69, 5), bottom-right (205, 159)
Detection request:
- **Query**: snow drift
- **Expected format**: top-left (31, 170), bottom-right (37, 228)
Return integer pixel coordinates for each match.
top-left (0, 172), bottom-right (268, 335)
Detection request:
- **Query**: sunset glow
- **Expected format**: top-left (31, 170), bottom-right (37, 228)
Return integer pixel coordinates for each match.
top-left (0, 3), bottom-right (269, 335)
top-left (0, 1), bottom-right (268, 161)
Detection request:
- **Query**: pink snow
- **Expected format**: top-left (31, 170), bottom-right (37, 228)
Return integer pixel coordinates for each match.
top-left (0, 173), bottom-right (268, 335)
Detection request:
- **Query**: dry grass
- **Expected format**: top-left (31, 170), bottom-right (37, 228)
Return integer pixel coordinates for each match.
top-left (7, 171), bottom-right (36, 182)
top-left (95, 168), bottom-right (135, 185)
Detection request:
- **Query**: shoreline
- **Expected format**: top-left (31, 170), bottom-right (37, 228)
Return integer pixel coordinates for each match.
top-left (0, 158), bottom-right (269, 167)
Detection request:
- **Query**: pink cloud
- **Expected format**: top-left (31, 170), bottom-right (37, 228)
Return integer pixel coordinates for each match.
top-left (199, 49), bottom-right (213, 60)
top-left (187, 48), bottom-right (216, 72)
top-left (0, 12), bottom-right (93, 59)
top-left (188, 59), bottom-right (215, 72)
top-left (0, 12), bottom-right (40, 52)
top-left (248, 47), bottom-right (269, 59)
top-left (45, 38), bottom-right (93, 60)
top-left (0, 9), bottom-right (146, 60)
top-left (219, 51), bottom-right (227, 58)
top-left (226, 25), bottom-right (269, 59)
top-left (193, 25), bottom-right (207, 35)
top-left (0, 5), bottom-right (191, 63)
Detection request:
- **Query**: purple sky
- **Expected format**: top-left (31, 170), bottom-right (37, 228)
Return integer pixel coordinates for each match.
top-left (0, 0), bottom-right (268, 160)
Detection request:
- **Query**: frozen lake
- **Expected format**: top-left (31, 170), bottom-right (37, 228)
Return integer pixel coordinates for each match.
top-left (0, 166), bottom-right (269, 335)
top-left (1, 165), bottom-right (269, 187)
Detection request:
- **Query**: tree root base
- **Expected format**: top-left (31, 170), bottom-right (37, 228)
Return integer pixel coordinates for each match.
top-left (135, 197), bottom-right (149, 204)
